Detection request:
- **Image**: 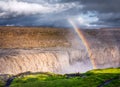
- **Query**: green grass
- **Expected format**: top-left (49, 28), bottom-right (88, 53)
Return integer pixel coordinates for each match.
top-left (10, 68), bottom-right (120, 87)
top-left (0, 81), bottom-right (4, 87)
top-left (104, 79), bottom-right (120, 87)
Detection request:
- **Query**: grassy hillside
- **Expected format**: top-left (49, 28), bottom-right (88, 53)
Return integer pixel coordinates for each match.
top-left (9, 68), bottom-right (120, 87)
top-left (0, 27), bottom-right (70, 48)
top-left (0, 81), bottom-right (4, 87)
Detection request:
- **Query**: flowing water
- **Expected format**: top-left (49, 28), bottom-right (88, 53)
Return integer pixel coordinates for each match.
top-left (0, 28), bottom-right (119, 75)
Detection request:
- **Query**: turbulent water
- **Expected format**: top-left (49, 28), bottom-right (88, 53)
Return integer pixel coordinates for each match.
top-left (0, 28), bottom-right (120, 75)
top-left (0, 48), bottom-right (92, 74)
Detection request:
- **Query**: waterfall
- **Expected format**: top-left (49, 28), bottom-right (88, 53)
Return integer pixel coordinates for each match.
top-left (0, 48), bottom-right (92, 75)
top-left (0, 28), bottom-right (119, 75)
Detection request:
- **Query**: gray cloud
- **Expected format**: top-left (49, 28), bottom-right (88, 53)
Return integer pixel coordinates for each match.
top-left (0, 0), bottom-right (120, 28)
top-left (78, 0), bottom-right (120, 27)
top-left (79, 0), bottom-right (119, 12)
top-left (0, 0), bottom-right (80, 18)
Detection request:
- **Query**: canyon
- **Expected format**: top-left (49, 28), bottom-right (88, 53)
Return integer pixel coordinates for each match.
top-left (0, 27), bottom-right (119, 75)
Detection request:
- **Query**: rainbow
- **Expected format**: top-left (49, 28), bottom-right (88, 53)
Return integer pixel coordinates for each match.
top-left (68, 19), bottom-right (97, 69)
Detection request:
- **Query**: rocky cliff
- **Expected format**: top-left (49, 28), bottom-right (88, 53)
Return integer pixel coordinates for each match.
top-left (82, 29), bottom-right (120, 69)
top-left (0, 27), bottom-right (119, 75)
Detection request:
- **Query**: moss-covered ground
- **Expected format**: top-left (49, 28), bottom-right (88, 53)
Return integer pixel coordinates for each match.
top-left (9, 68), bottom-right (120, 87)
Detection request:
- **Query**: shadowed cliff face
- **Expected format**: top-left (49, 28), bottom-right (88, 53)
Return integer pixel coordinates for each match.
top-left (0, 27), bottom-right (119, 75)
top-left (82, 29), bottom-right (120, 69)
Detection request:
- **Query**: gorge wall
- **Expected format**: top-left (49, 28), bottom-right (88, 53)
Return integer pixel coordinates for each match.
top-left (82, 29), bottom-right (120, 69)
top-left (0, 27), bottom-right (119, 75)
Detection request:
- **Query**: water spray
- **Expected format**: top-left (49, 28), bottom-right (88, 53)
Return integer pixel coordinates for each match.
top-left (68, 19), bottom-right (97, 69)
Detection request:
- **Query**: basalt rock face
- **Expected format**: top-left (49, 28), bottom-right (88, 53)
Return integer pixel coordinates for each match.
top-left (0, 27), bottom-right (120, 75)
top-left (0, 27), bottom-right (92, 75)
top-left (82, 29), bottom-right (120, 69)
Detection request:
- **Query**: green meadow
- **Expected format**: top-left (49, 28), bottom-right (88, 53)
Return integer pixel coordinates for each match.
top-left (8, 68), bottom-right (120, 87)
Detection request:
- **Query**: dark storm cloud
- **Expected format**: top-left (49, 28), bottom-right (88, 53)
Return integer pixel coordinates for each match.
top-left (65, 0), bottom-right (120, 26)
top-left (0, 0), bottom-right (83, 27)
top-left (78, 0), bottom-right (120, 27)
top-left (0, 0), bottom-right (79, 18)
top-left (60, 0), bottom-right (120, 27)
top-left (0, 0), bottom-right (120, 28)
top-left (80, 0), bottom-right (120, 12)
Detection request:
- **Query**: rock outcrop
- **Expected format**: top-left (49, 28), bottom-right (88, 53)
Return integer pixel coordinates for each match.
top-left (0, 27), bottom-right (119, 75)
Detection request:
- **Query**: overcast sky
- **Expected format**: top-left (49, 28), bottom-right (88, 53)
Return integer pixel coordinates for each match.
top-left (0, 0), bottom-right (120, 28)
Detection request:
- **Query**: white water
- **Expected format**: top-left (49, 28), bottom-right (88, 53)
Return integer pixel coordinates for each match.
top-left (0, 48), bottom-right (93, 75)
top-left (0, 29), bottom-right (119, 75)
